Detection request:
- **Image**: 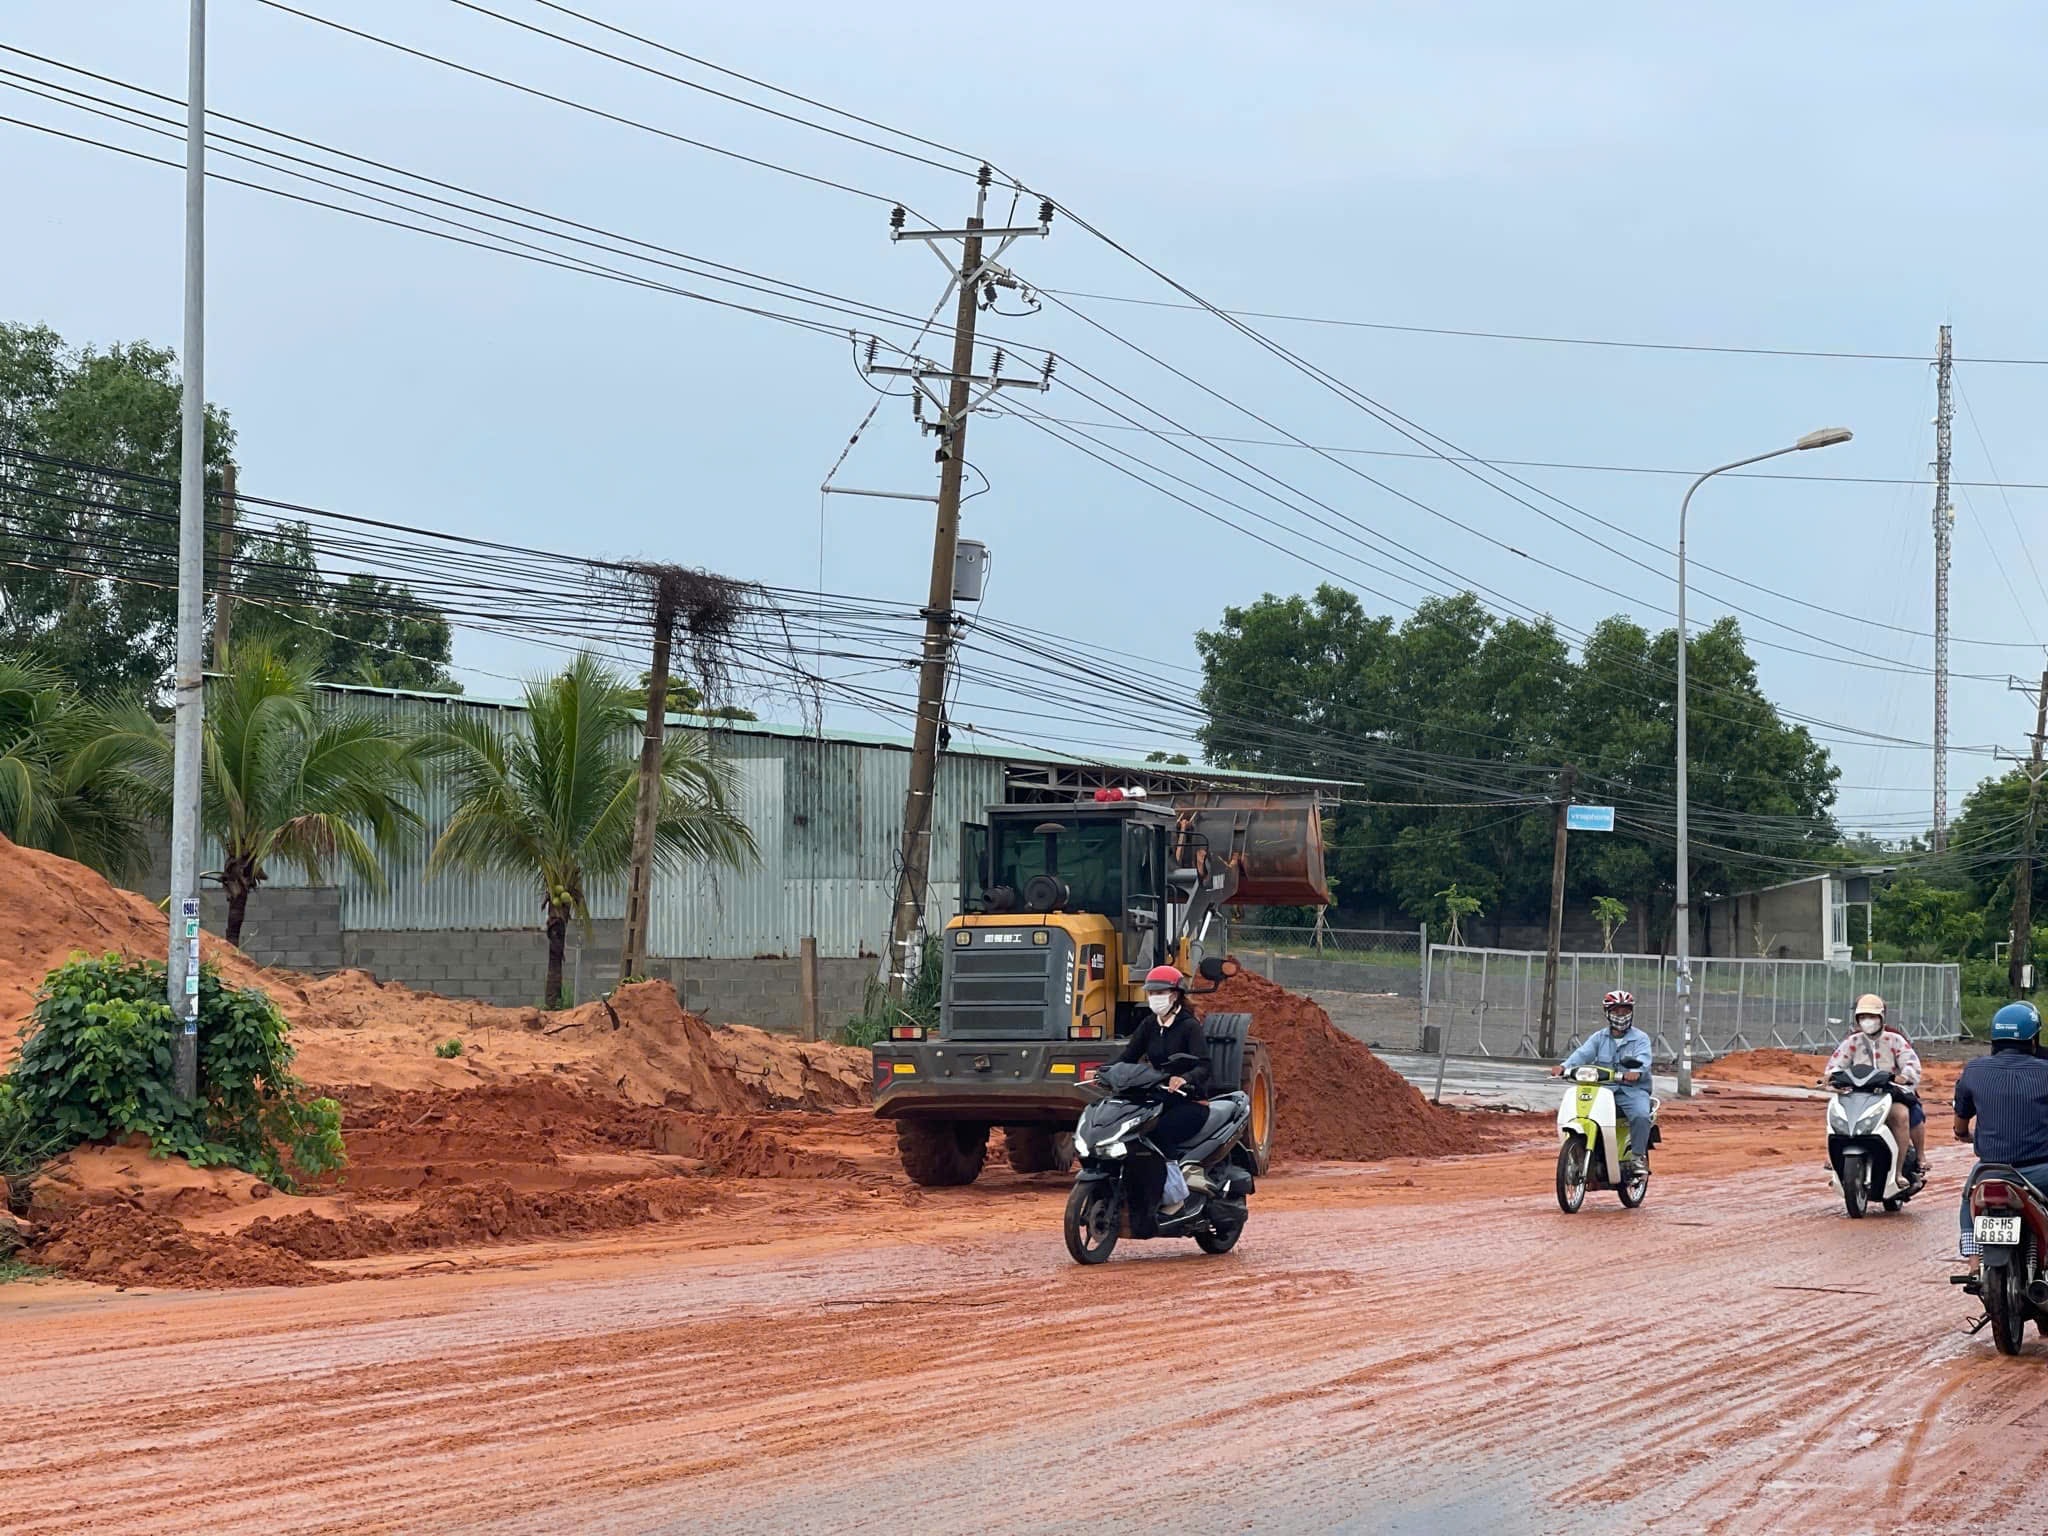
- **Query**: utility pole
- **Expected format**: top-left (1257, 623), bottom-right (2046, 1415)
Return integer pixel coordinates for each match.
top-left (1538, 765), bottom-right (1578, 1057)
top-left (619, 565), bottom-right (684, 987)
top-left (167, 0), bottom-right (207, 1102)
top-left (876, 169), bottom-right (1052, 999)
top-left (210, 460), bottom-right (236, 672)
top-left (1933, 324), bottom-right (1955, 853)
top-left (2007, 670), bottom-right (2048, 998)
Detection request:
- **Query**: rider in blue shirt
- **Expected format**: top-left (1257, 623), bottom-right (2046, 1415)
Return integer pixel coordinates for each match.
top-left (1954, 1001), bottom-right (2048, 1270)
top-left (1554, 989), bottom-right (1657, 1179)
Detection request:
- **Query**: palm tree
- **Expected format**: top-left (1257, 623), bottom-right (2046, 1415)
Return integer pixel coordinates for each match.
top-left (0, 654), bottom-right (158, 878)
top-left (135, 644), bottom-right (424, 944)
top-left (423, 654), bottom-right (756, 1008)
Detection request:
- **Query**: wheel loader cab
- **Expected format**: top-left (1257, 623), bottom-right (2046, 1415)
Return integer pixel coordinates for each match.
top-left (950, 803), bottom-right (1196, 1045)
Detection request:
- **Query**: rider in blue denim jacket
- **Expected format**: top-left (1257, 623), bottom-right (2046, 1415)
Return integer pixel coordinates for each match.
top-left (1555, 989), bottom-right (1656, 1178)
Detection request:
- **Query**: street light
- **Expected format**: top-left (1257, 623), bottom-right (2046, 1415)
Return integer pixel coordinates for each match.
top-left (1674, 426), bottom-right (1852, 1097)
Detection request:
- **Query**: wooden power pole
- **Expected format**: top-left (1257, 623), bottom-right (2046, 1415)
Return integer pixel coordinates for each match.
top-left (2009, 670), bottom-right (2048, 997)
top-left (620, 568), bottom-right (683, 987)
top-left (1538, 764), bottom-right (1578, 1056)
top-left (210, 461), bottom-right (236, 671)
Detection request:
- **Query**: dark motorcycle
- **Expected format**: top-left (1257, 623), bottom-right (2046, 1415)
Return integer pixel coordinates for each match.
top-left (1953, 1166), bottom-right (2048, 1355)
top-left (1063, 1053), bottom-right (1256, 1265)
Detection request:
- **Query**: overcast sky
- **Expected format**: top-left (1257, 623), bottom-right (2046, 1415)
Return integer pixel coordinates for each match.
top-left (7, 0), bottom-right (2045, 834)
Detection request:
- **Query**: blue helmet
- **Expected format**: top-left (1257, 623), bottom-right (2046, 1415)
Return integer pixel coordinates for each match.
top-left (1991, 1001), bottom-right (2043, 1042)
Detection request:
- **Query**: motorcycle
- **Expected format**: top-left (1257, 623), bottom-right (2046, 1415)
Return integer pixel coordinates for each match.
top-left (1824, 1063), bottom-right (1922, 1218)
top-left (1953, 1167), bottom-right (2048, 1355)
top-left (1064, 1053), bottom-right (1256, 1265)
top-left (1555, 1060), bottom-right (1659, 1213)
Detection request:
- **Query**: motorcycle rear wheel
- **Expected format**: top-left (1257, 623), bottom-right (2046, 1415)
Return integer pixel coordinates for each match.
top-left (1984, 1262), bottom-right (2027, 1356)
top-left (1555, 1139), bottom-right (1588, 1214)
top-left (1196, 1220), bottom-right (1244, 1255)
top-left (1064, 1182), bottom-right (1119, 1266)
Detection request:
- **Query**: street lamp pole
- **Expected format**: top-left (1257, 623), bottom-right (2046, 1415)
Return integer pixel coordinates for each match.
top-left (1675, 426), bottom-right (1852, 1097)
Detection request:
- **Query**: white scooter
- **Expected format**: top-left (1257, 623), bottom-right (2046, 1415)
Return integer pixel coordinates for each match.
top-left (1555, 1060), bottom-right (1660, 1213)
top-left (1824, 1061), bottom-right (1922, 1218)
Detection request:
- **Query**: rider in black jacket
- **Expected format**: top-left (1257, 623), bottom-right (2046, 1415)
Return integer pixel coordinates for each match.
top-left (1113, 965), bottom-right (1212, 1227)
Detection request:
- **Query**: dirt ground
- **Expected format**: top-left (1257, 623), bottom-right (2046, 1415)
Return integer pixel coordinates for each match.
top-left (3, 843), bottom-right (2037, 1532)
top-left (3, 1086), bottom-right (2041, 1535)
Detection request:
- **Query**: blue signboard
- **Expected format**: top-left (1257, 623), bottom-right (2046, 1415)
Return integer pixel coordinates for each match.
top-left (1564, 804), bottom-right (1616, 833)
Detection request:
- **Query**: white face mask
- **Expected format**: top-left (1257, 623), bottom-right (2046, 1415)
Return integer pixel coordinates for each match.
top-left (1857, 1015), bottom-right (1882, 1036)
top-left (1147, 992), bottom-right (1175, 1018)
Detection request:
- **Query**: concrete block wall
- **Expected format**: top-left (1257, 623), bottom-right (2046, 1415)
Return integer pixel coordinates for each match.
top-left (671, 956), bottom-right (872, 1034)
top-left (340, 921), bottom-right (624, 1008)
top-left (194, 887), bottom-right (345, 973)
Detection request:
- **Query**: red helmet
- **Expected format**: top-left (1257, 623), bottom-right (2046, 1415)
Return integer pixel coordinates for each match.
top-left (1143, 965), bottom-right (1186, 993)
top-left (1603, 990), bottom-right (1635, 1024)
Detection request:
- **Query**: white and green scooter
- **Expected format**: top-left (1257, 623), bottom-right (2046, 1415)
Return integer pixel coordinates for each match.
top-left (1555, 1062), bottom-right (1660, 1213)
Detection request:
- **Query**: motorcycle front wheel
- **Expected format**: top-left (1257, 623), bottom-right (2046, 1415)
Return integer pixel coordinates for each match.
top-left (1064, 1181), bottom-right (1119, 1265)
top-left (1841, 1152), bottom-right (1869, 1219)
top-left (1555, 1138), bottom-right (1588, 1214)
top-left (1618, 1166), bottom-right (1649, 1208)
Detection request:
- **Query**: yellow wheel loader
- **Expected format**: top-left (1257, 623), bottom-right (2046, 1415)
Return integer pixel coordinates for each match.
top-left (869, 793), bottom-right (1328, 1186)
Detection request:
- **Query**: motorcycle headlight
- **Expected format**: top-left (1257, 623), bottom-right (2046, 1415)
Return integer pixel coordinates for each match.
top-left (1853, 1100), bottom-right (1889, 1135)
top-left (1104, 1141), bottom-right (1128, 1159)
top-left (1072, 1134), bottom-right (1090, 1157)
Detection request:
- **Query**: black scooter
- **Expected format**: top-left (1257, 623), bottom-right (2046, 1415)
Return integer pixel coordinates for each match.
top-left (1063, 1053), bottom-right (1256, 1265)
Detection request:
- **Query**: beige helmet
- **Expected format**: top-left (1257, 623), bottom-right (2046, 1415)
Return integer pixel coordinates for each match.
top-left (1854, 993), bottom-right (1885, 1019)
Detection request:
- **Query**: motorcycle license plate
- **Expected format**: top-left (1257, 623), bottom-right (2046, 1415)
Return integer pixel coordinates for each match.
top-left (1975, 1216), bottom-right (2023, 1246)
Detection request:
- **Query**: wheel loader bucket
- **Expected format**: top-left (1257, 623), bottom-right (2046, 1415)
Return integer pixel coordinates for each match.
top-left (1176, 795), bottom-right (1330, 908)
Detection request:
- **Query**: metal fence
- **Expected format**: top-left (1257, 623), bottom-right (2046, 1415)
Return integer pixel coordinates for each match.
top-left (1421, 946), bottom-right (1963, 1061)
top-left (1229, 925), bottom-right (1429, 1048)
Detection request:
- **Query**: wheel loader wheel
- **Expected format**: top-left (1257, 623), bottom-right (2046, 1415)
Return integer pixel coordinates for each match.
top-left (1243, 1042), bottom-right (1276, 1175)
top-left (897, 1119), bottom-right (989, 1187)
top-left (1004, 1126), bottom-right (1075, 1175)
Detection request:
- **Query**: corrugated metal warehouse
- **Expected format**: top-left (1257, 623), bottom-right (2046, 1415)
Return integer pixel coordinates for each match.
top-left (197, 684), bottom-right (1322, 1028)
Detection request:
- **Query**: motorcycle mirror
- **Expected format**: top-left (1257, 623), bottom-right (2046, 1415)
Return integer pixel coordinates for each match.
top-left (1619, 1058), bottom-right (1645, 1070)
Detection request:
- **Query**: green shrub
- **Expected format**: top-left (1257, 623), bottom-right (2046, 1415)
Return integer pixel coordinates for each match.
top-left (435, 1037), bottom-right (464, 1059)
top-left (841, 937), bottom-right (941, 1048)
top-left (0, 1077), bottom-right (64, 1211)
top-left (7, 953), bottom-right (345, 1191)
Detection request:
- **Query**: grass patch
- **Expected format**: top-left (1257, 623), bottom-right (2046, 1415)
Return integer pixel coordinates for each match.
top-left (0, 1259), bottom-right (56, 1285)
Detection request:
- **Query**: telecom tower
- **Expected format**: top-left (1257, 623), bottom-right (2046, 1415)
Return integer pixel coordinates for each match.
top-left (1933, 324), bottom-right (1954, 853)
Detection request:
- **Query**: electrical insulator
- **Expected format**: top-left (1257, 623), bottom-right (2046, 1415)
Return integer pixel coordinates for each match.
top-left (977, 164), bottom-right (993, 188)
top-left (889, 205), bottom-right (906, 231)
top-left (864, 336), bottom-right (878, 366)
top-left (1038, 199), bottom-right (1055, 225)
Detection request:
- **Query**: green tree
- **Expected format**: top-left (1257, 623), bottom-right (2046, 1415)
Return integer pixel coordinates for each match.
top-left (423, 654), bottom-right (757, 1008)
top-left (0, 653), bottom-right (158, 879)
top-left (132, 645), bottom-right (424, 944)
top-left (1195, 590), bottom-right (1839, 936)
top-left (1590, 895), bottom-right (1629, 952)
top-left (636, 669), bottom-right (756, 722)
top-left (0, 323), bottom-right (235, 698)
top-left (232, 521), bottom-right (461, 693)
top-left (1871, 875), bottom-right (1982, 961)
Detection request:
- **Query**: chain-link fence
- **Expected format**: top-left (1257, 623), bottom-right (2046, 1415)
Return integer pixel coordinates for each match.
top-left (1421, 946), bottom-right (1963, 1061)
top-left (1230, 924), bottom-right (1428, 1047)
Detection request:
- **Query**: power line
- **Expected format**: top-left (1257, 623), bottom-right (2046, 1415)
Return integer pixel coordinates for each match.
top-left (1037, 287), bottom-right (2048, 368)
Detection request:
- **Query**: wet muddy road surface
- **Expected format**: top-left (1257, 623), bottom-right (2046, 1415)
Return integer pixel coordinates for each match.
top-left (5, 1095), bottom-right (2044, 1534)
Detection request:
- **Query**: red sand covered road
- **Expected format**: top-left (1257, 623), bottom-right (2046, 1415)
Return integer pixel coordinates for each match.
top-left (1, 1095), bottom-right (2039, 1535)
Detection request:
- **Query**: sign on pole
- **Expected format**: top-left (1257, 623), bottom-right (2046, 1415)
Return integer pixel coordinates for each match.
top-left (1564, 805), bottom-right (1616, 833)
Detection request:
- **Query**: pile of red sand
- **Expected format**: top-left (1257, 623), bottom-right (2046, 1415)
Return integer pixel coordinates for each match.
top-left (0, 833), bottom-right (268, 1062)
top-left (1205, 968), bottom-right (1480, 1164)
top-left (30, 1204), bottom-right (333, 1289)
top-left (240, 1177), bottom-right (717, 1261)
